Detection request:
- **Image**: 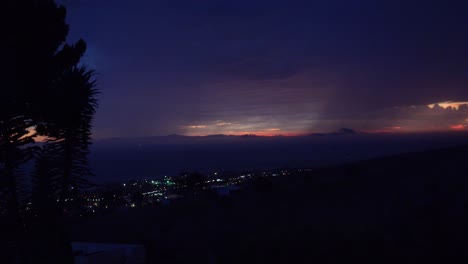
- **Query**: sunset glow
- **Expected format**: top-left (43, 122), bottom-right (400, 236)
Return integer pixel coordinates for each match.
top-left (220, 131), bottom-right (303, 137)
top-left (450, 124), bottom-right (465, 130)
top-left (185, 130), bottom-right (304, 137)
top-left (428, 101), bottom-right (468, 110)
top-left (183, 122), bottom-right (304, 136)
top-left (56, 0), bottom-right (468, 139)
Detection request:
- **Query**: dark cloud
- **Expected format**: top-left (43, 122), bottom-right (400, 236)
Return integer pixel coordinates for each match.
top-left (64, 0), bottom-right (468, 137)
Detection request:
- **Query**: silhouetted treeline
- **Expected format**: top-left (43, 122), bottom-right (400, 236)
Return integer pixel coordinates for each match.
top-left (1, 1), bottom-right (98, 263)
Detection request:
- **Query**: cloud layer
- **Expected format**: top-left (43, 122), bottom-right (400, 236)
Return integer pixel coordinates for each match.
top-left (65, 0), bottom-right (468, 137)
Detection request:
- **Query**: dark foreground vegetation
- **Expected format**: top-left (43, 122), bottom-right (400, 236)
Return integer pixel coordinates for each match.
top-left (71, 145), bottom-right (468, 263)
top-left (1, 1), bottom-right (97, 263)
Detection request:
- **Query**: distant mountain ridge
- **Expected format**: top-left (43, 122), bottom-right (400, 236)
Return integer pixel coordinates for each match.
top-left (95, 128), bottom-right (361, 144)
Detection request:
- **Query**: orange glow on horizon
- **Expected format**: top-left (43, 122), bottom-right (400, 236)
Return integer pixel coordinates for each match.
top-left (450, 124), bottom-right (465, 130)
top-left (185, 130), bottom-right (305, 137)
top-left (219, 131), bottom-right (304, 137)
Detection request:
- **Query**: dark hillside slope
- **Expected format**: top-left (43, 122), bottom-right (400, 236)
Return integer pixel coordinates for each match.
top-left (71, 145), bottom-right (468, 263)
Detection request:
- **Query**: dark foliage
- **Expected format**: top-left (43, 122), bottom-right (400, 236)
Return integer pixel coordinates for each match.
top-left (0, 1), bottom-right (98, 263)
top-left (37, 66), bottom-right (98, 203)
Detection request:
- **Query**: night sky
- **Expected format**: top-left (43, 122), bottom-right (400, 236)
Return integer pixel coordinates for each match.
top-left (63, 0), bottom-right (468, 138)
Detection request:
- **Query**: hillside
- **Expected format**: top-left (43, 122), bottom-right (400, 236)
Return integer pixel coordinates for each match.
top-left (71, 145), bottom-right (468, 263)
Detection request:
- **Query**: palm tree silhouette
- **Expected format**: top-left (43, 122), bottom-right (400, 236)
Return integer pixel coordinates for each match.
top-left (38, 66), bottom-right (98, 206)
top-left (31, 66), bottom-right (98, 264)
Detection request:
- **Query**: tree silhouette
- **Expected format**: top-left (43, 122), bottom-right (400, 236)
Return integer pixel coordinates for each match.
top-left (29, 147), bottom-right (66, 263)
top-left (37, 66), bottom-right (98, 206)
top-left (30, 66), bottom-right (98, 264)
top-left (1, 1), bottom-right (95, 262)
top-left (31, 147), bottom-right (60, 215)
top-left (0, 113), bottom-right (34, 262)
top-left (2, 1), bottom-right (68, 261)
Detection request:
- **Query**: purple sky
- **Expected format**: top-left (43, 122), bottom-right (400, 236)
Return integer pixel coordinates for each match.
top-left (63, 0), bottom-right (468, 138)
